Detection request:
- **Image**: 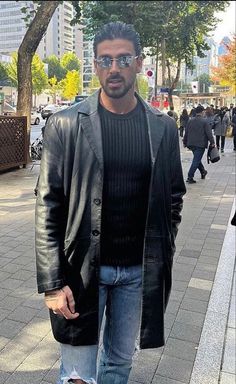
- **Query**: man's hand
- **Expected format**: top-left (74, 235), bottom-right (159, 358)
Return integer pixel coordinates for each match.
top-left (44, 285), bottom-right (79, 320)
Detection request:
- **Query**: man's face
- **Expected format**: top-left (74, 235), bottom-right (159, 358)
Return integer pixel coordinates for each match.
top-left (94, 38), bottom-right (142, 99)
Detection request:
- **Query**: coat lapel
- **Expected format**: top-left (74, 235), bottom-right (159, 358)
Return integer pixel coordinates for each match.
top-left (80, 112), bottom-right (104, 172)
top-left (145, 109), bottom-right (166, 165)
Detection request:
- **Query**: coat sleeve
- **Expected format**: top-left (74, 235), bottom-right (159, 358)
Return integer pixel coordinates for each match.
top-left (35, 118), bottom-right (66, 294)
top-left (170, 127), bottom-right (186, 242)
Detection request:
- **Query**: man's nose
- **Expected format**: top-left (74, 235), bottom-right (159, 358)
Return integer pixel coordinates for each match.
top-left (109, 59), bottom-right (120, 72)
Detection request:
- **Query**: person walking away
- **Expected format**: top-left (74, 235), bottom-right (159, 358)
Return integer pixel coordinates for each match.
top-left (35, 21), bottom-right (186, 384)
top-left (183, 105), bottom-right (215, 184)
top-left (228, 103), bottom-right (236, 122)
top-left (169, 106), bottom-right (178, 122)
top-left (204, 106), bottom-right (214, 130)
top-left (179, 108), bottom-right (189, 137)
top-left (213, 107), bottom-right (230, 153)
top-left (231, 113), bottom-right (236, 151)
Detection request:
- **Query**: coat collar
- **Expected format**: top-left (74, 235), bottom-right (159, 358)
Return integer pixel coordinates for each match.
top-left (78, 89), bottom-right (166, 168)
top-left (76, 89), bottom-right (164, 117)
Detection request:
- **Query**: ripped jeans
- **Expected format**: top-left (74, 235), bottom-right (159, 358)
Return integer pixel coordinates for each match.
top-left (58, 264), bottom-right (142, 384)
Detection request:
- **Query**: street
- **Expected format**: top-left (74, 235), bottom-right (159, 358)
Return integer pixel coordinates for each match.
top-left (30, 120), bottom-right (45, 144)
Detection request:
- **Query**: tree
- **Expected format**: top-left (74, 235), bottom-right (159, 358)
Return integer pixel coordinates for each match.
top-left (47, 76), bottom-right (60, 104)
top-left (60, 52), bottom-right (81, 73)
top-left (17, 1), bottom-right (81, 158)
top-left (194, 73), bottom-right (212, 93)
top-left (87, 75), bottom-right (100, 94)
top-left (211, 36), bottom-right (236, 95)
top-left (81, 1), bottom-right (230, 107)
top-left (6, 52), bottom-right (48, 100)
top-left (17, 1), bottom-right (60, 134)
top-left (137, 75), bottom-right (149, 100)
top-left (60, 70), bottom-right (82, 100)
top-left (32, 54), bottom-right (48, 105)
top-left (44, 55), bottom-right (65, 81)
top-left (0, 62), bottom-right (8, 83)
top-left (45, 52), bottom-right (81, 81)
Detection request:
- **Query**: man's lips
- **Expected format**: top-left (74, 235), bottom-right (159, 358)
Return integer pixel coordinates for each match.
top-left (107, 78), bottom-right (123, 88)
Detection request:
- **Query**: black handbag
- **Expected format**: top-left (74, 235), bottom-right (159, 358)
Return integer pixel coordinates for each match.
top-left (207, 146), bottom-right (220, 164)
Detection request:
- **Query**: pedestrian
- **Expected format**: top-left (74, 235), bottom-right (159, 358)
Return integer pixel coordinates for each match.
top-left (179, 108), bottom-right (189, 137)
top-left (169, 105), bottom-right (178, 122)
top-left (35, 21), bottom-right (186, 384)
top-left (231, 113), bottom-right (236, 151)
top-left (183, 105), bottom-right (215, 183)
top-left (213, 107), bottom-right (230, 153)
top-left (167, 110), bottom-right (174, 118)
top-left (204, 106), bottom-right (214, 129)
top-left (189, 107), bottom-right (196, 119)
top-left (228, 103), bottom-right (236, 122)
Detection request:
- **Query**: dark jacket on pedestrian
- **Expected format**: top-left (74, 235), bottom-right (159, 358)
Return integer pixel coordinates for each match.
top-left (183, 115), bottom-right (215, 148)
top-left (231, 114), bottom-right (236, 135)
top-left (35, 90), bottom-right (186, 350)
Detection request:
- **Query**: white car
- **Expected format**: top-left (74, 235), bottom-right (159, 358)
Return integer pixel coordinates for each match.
top-left (31, 111), bottom-right (41, 125)
top-left (41, 104), bottom-right (61, 120)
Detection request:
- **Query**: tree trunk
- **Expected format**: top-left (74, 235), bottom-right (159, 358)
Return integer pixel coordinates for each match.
top-left (17, 1), bottom-right (60, 161)
top-left (167, 58), bottom-right (181, 109)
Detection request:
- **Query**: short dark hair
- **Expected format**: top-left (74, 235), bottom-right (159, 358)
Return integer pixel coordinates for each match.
top-left (93, 21), bottom-right (142, 57)
top-left (195, 105), bottom-right (204, 114)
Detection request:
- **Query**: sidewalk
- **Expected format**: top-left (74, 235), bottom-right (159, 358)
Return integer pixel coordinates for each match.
top-left (0, 138), bottom-right (235, 384)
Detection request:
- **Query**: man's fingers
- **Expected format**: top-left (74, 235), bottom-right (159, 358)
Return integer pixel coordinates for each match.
top-left (58, 293), bottom-right (79, 320)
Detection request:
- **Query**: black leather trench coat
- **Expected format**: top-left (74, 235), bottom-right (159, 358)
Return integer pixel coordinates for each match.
top-left (35, 90), bottom-right (186, 349)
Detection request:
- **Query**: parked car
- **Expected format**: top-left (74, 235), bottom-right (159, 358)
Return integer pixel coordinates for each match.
top-left (41, 104), bottom-right (60, 120)
top-left (2, 102), bottom-right (16, 115)
top-left (31, 111), bottom-right (41, 125)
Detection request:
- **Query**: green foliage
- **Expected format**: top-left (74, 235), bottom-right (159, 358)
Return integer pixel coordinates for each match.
top-left (44, 55), bottom-right (65, 81)
top-left (47, 76), bottom-right (60, 103)
top-left (194, 73), bottom-right (212, 92)
top-left (6, 52), bottom-right (48, 94)
top-left (137, 75), bottom-right (149, 100)
top-left (0, 62), bottom-right (8, 82)
top-left (6, 53), bottom-right (18, 86)
top-left (81, 1), bottom-right (230, 76)
top-left (44, 53), bottom-right (81, 82)
top-left (87, 75), bottom-right (100, 94)
top-left (60, 52), bottom-right (81, 73)
top-left (19, 1), bottom-right (81, 27)
top-left (32, 54), bottom-right (48, 95)
top-left (59, 70), bottom-right (82, 100)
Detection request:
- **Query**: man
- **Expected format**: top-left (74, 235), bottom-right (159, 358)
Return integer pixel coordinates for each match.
top-left (228, 103), bottom-right (236, 122)
top-left (183, 105), bottom-right (215, 184)
top-left (169, 106), bottom-right (178, 122)
top-left (36, 22), bottom-right (186, 384)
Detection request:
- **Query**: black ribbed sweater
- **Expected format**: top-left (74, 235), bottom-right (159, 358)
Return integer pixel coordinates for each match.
top-left (99, 101), bottom-right (151, 266)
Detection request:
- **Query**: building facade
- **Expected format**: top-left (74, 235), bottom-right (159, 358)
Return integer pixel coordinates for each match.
top-left (37, 2), bottom-right (75, 59)
top-left (0, 1), bottom-right (33, 55)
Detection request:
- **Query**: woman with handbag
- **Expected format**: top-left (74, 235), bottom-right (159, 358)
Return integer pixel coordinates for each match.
top-left (213, 107), bottom-right (230, 153)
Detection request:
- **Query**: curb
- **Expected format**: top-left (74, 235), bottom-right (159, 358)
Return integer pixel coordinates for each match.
top-left (189, 199), bottom-right (236, 384)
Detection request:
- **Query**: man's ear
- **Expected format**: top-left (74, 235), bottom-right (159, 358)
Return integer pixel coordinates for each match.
top-left (94, 60), bottom-right (98, 75)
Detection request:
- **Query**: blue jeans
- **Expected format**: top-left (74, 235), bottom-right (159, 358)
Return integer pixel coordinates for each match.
top-left (58, 265), bottom-right (142, 384)
top-left (188, 146), bottom-right (205, 179)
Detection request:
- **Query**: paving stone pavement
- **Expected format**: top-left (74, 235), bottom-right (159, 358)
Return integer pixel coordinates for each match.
top-left (0, 137), bottom-right (235, 384)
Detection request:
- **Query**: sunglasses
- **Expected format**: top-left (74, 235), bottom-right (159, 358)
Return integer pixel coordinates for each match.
top-left (95, 55), bottom-right (139, 69)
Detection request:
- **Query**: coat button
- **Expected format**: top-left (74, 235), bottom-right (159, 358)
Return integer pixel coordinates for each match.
top-left (92, 230), bottom-right (100, 236)
top-left (94, 198), bottom-right (101, 205)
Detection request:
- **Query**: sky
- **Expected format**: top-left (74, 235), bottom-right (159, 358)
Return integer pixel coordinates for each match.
top-left (211, 1), bottom-right (235, 43)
